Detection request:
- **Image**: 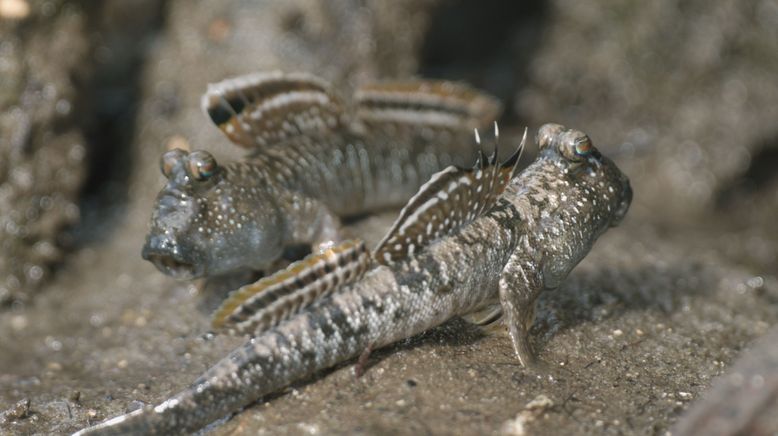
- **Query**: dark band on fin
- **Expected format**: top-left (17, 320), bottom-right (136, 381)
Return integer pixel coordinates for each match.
top-left (374, 127), bottom-right (526, 266)
top-left (212, 240), bottom-right (371, 336)
top-left (354, 80), bottom-right (502, 134)
top-left (201, 71), bottom-right (345, 149)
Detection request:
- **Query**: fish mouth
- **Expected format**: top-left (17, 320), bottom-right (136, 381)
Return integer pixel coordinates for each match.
top-left (610, 178), bottom-right (633, 226)
top-left (144, 253), bottom-right (199, 280)
top-left (141, 240), bottom-right (202, 280)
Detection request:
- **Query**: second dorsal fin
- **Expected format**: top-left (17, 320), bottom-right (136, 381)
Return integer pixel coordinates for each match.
top-left (211, 240), bottom-right (370, 336)
top-left (353, 80), bottom-right (502, 135)
top-left (374, 127), bottom-right (526, 266)
top-left (201, 71), bottom-right (346, 149)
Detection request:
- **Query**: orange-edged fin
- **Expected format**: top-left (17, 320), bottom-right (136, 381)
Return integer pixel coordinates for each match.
top-left (374, 126), bottom-right (526, 266)
top-left (212, 240), bottom-right (371, 336)
top-left (353, 80), bottom-right (502, 135)
top-left (201, 71), bottom-right (346, 149)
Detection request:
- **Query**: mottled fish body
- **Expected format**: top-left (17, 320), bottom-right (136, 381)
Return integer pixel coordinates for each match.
top-left (76, 124), bottom-right (632, 434)
top-left (141, 72), bottom-right (501, 279)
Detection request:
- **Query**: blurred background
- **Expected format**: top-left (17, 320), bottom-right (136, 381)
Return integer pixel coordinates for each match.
top-left (1, 0), bottom-right (776, 434)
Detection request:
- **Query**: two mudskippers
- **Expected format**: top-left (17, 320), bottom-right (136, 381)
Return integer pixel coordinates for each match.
top-left (75, 72), bottom-right (631, 434)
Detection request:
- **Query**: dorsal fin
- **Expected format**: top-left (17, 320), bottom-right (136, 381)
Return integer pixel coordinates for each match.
top-left (374, 126), bottom-right (526, 266)
top-left (353, 80), bottom-right (502, 136)
top-left (201, 71), bottom-right (346, 149)
top-left (211, 240), bottom-right (370, 336)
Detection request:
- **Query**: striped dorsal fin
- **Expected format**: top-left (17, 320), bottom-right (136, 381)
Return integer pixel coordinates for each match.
top-left (374, 126), bottom-right (526, 266)
top-left (201, 71), bottom-right (346, 149)
top-left (211, 240), bottom-right (370, 336)
top-left (353, 80), bottom-right (502, 135)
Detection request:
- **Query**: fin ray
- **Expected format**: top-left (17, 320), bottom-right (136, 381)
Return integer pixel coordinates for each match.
top-left (212, 240), bottom-right (370, 335)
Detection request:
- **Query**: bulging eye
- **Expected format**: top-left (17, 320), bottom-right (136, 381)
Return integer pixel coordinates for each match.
top-left (536, 123), bottom-right (565, 151)
top-left (160, 149), bottom-right (188, 179)
top-left (187, 150), bottom-right (218, 181)
top-left (559, 130), bottom-right (592, 162)
top-left (574, 136), bottom-right (593, 157)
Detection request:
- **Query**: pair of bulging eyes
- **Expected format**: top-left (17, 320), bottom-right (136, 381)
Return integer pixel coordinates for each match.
top-left (537, 123), bottom-right (593, 162)
top-left (160, 149), bottom-right (218, 182)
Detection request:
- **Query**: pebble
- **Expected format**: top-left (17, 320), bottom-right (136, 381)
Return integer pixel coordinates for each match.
top-left (0, 398), bottom-right (30, 423)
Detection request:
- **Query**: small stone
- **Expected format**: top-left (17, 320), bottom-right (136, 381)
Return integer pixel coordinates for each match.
top-left (500, 395), bottom-right (554, 435)
top-left (0, 398), bottom-right (30, 423)
top-left (747, 276), bottom-right (764, 289)
top-left (127, 400), bottom-right (146, 413)
top-left (525, 394), bottom-right (553, 410)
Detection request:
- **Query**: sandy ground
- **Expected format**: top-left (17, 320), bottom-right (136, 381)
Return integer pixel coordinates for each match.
top-left (1, 188), bottom-right (776, 435)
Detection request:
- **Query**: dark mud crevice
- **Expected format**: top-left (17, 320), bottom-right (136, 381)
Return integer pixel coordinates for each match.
top-left (418, 0), bottom-right (548, 122)
top-left (70, 1), bottom-right (169, 247)
top-left (716, 134), bottom-right (778, 209)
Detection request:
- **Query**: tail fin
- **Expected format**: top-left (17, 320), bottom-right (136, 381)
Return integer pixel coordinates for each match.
top-left (201, 71), bottom-right (346, 149)
top-left (353, 80), bottom-right (502, 137)
top-left (374, 126), bottom-right (526, 266)
top-left (212, 240), bottom-right (370, 336)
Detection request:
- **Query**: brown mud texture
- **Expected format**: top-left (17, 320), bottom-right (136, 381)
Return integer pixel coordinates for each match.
top-left (2, 1), bottom-right (778, 435)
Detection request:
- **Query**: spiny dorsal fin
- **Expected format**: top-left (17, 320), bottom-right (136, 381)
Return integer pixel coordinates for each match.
top-left (201, 71), bottom-right (345, 149)
top-left (374, 126), bottom-right (526, 266)
top-left (353, 80), bottom-right (502, 136)
top-left (211, 239), bottom-right (370, 336)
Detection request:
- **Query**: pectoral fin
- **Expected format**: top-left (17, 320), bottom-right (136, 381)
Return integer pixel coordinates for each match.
top-left (498, 252), bottom-right (543, 368)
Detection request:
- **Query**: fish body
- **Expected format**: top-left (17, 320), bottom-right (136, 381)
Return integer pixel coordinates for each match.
top-left (78, 123), bottom-right (632, 434)
top-left (141, 72), bottom-right (501, 279)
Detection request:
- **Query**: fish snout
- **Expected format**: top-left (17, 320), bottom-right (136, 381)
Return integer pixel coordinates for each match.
top-left (142, 234), bottom-right (201, 279)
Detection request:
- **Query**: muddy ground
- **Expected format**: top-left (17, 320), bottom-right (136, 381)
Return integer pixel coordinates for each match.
top-left (1, 1), bottom-right (777, 435)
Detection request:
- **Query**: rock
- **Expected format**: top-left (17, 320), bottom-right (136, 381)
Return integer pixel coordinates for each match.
top-left (0, 1), bottom-right (90, 303)
top-left (0, 0), bottom-right (164, 303)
